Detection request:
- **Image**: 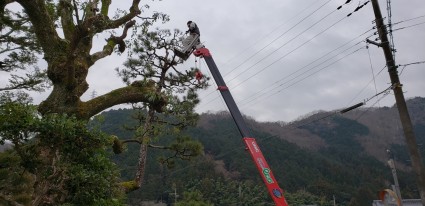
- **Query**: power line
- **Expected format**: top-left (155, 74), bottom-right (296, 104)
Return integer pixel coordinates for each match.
top-left (198, 27), bottom-right (376, 112)
top-left (221, 0), bottom-right (334, 79)
top-left (391, 14), bottom-right (425, 26)
top-left (197, 1), bottom-right (374, 108)
top-left (241, 45), bottom-right (366, 109)
top-left (196, 0), bottom-right (335, 100)
top-left (239, 42), bottom-right (365, 107)
top-left (392, 21), bottom-right (425, 32)
top-left (353, 89), bottom-right (391, 121)
top-left (238, 29), bottom-right (375, 106)
top-left (228, 1), bottom-right (371, 90)
top-left (346, 65), bottom-right (387, 106)
top-left (198, 41), bottom-right (366, 111)
top-left (226, 9), bottom-right (339, 87)
top-left (398, 60), bottom-right (425, 76)
top-left (197, 0), bottom-right (373, 113)
top-left (196, 3), bottom-right (424, 112)
top-left (366, 44), bottom-right (379, 106)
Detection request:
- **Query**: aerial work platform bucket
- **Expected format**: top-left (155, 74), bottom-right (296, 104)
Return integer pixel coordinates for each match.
top-left (174, 34), bottom-right (203, 60)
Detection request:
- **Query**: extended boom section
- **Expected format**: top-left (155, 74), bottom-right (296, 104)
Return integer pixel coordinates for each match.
top-left (193, 48), bottom-right (288, 206)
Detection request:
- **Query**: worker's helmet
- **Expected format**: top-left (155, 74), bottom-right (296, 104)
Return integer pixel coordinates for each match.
top-left (187, 21), bottom-right (192, 25)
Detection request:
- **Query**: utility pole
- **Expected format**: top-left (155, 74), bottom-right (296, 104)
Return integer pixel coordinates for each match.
top-left (369, 0), bottom-right (425, 204)
top-left (387, 149), bottom-right (403, 205)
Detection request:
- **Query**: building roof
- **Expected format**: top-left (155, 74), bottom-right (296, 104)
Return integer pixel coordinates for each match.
top-left (372, 199), bottom-right (422, 206)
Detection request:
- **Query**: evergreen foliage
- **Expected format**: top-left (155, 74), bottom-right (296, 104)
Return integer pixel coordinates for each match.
top-left (97, 105), bottom-right (423, 205)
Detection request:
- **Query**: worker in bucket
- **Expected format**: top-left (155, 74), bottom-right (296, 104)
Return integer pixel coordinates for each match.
top-left (183, 21), bottom-right (203, 50)
top-left (184, 21), bottom-right (200, 44)
top-left (174, 21), bottom-right (203, 60)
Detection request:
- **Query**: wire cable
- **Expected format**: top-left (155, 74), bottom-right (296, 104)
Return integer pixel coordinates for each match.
top-left (398, 60), bottom-right (425, 76)
top-left (196, 0), bottom-right (335, 100)
top-left (346, 65), bottom-right (387, 106)
top-left (354, 89), bottom-right (391, 121)
top-left (391, 15), bottom-right (425, 26)
top-left (241, 45), bottom-right (366, 108)
top-left (221, 0), bottom-right (333, 78)
top-left (366, 44), bottom-right (380, 106)
top-left (392, 21), bottom-right (425, 32)
top-left (229, 1), bottom-right (371, 90)
top-left (197, 1), bottom-right (374, 106)
top-left (226, 9), bottom-right (339, 86)
top-left (238, 30), bottom-right (375, 106)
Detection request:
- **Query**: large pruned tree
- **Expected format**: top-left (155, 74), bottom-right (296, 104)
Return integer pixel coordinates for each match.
top-left (114, 27), bottom-right (209, 192)
top-left (0, 0), bottom-right (207, 205)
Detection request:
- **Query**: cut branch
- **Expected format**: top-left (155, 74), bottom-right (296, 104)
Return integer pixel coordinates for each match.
top-left (90, 20), bottom-right (136, 62)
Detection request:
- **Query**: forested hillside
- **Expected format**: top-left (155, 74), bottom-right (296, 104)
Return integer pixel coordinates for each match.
top-left (97, 97), bottom-right (425, 205)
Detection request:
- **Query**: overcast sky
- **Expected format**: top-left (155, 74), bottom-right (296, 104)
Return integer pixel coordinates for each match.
top-left (5, 0), bottom-right (425, 123)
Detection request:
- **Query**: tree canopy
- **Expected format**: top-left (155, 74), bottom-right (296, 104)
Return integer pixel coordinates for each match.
top-left (0, 1), bottom-right (208, 205)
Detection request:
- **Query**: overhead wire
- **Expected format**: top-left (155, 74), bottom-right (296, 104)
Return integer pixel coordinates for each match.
top-left (196, 0), bottom-right (388, 117)
top-left (226, 8), bottom-right (339, 87)
top-left (220, 0), bottom-right (333, 78)
top-left (223, 0), bottom-right (335, 82)
top-left (392, 21), bottom-right (425, 32)
top-left (199, 42), bottom-right (366, 111)
top-left (196, 0), bottom-right (335, 100)
top-left (241, 45), bottom-right (367, 109)
top-left (346, 65), bottom-right (387, 106)
top-left (236, 27), bottom-right (376, 107)
top-left (197, 1), bottom-right (372, 109)
top-left (366, 43), bottom-right (380, 106)
top-left (199, 41), bottom-right (368, 111)
top-left (353, 88), bottom-right (391, 121)
top-left (199, 17), bottom-right (376, 111)
top-left (196, 2), bottom-right (422, 113)
top-left (229, 1), bottom-right (371, 90)
top-left (391, 15), bottom-right (425, 26)
top-left (239, 41), bottom-right (367, 107)
top-left (231, 1), bottom-right (373, 110)
top-left (398, 61), bottom-right (425, 76)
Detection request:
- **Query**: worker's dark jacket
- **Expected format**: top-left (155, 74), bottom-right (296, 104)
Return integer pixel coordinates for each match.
top-left (188, 22), bottom-right (200, 36)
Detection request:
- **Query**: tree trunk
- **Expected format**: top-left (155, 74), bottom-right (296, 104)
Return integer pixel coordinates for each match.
top-left (32, 147), bottom-right (67, 206)
top-left (135, 144), bottom-right (148, 188)
top-left (134, 109), bottom-right (155, 190)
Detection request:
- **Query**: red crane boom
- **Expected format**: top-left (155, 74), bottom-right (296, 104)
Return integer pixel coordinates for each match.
top-left (192, 47), bottom-right (289, 206)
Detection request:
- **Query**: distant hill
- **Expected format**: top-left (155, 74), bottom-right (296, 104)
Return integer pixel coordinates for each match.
top-left (244, 96), bottom-right (425, 169)
top-left (98, 97), bottom-right (425, 205)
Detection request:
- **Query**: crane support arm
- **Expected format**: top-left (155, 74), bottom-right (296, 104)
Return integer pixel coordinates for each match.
top-left (193, 48), bottom-right (288, 206)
